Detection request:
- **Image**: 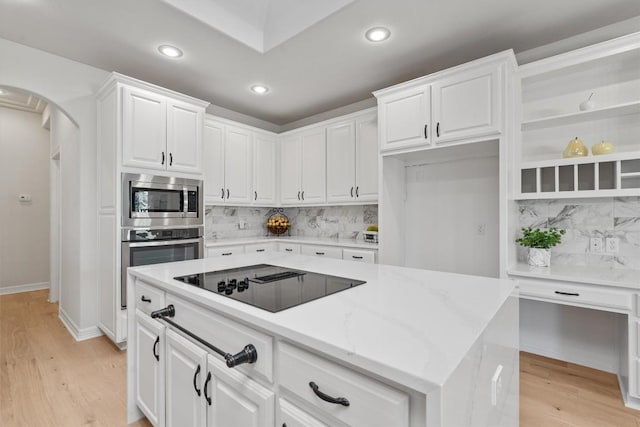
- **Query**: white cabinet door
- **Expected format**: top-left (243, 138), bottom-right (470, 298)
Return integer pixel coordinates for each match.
top-left (244, 242), bottom-right (277, 254)
top-left (432, 63), bottom-right (501, 143)
top-left (326, 121), bottom-right (356, 203)
top-left (300, 245), bottom-right (343, 259)
top-left (343, 248), bottom-right (377, 264)
top-left (166, 100), bottom-right (203, 174)
top-left (379, 85), bottom-right (430, 152)
top-left (280, 135), bottom-right (302, 205)
top-left (206, 246), bottom-right (245, 258)
top-left (278, 243), bottom-right (301, 254)
top-left (224, 125), bottom-right (253, 204)
top-left (135, 310), bottom-right (165, 427)
top-left (206, 354), bottom-right (275, 427)
top-left (300, 129), bottom-right (326, 204)
top-left (355, 113), bottom-right (378, 202)
top-left (122, 86), bottom-right (167, 170)
top-left (165, 329), bottom-right (207, 427)
top-left (253, 132), bottom-right (277, 205)
top-left (203, 120), bottom-right (226, 204)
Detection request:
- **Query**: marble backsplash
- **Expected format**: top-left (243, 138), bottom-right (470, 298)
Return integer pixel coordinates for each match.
top-left (205, 205), bottom-right (378, 240)
top-left (517, 197), bottom-right (640, 269)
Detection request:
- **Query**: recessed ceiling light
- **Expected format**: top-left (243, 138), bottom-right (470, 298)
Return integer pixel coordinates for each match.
top-left (365, 27), bottom-right (391, 42)
top-left (158, 45), bottom-right (183, 58)
top-left (251, 85), bottom-right (269, 95)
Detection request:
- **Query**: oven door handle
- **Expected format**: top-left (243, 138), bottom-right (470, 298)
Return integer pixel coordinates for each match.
top-left (125, 238), bottom-right (203, 248)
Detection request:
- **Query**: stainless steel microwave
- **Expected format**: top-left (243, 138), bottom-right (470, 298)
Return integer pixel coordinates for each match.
top-left (122, 173), bottom-right (203, 228)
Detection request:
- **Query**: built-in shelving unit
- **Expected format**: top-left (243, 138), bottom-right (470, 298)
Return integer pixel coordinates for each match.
top-left (514, 33), bottom-right (640, 200)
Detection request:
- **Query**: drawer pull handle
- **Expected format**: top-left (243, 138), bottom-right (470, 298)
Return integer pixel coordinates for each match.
top-left (153, 336), bottom-right (160, 361)
top-left (193, 364), bottom-right (202, 396)
top-left (256, 249), bottom-right (265, 252)
top-left (315, 252), bottom-right (325, 255)
top-left (285, 248), bottom-right (293, 252)
top-left (141, 295), bottom-right (152, 303)
top-left (222, 252), bottom-right (232, 256)
top-left (555, 291), bottom-right (580, 297)
top-left (352, 256), bottom-right (363, 259)
top-left (204, 371), bottom-right (212, 406)
top-left (309, 381), bottom-right (350, 407)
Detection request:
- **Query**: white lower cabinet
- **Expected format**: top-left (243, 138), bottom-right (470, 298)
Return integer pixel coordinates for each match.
top-left (165, 329), bottom-right (207, 427)
top-left (135, 310), bottom-right (165, 427)
top-left (206, 246), bottom-right (245, 258)
top-left (206, 354), bottom-right (275, 427)
top-left (244, 242), bottom-right (278, 254)
top-left (278, 398), bottom-right (329, 427)
top-left (278, 243), bottom-right (301, 254)
top-left (300, 245), bottom-right (343, 259)
top-left (342, 248), bottom-right (376, 264)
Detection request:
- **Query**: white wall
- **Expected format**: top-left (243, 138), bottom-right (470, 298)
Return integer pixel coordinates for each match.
top-left (404, 154), bottom-right (500, 278)
top-left (0, 107), bottom-right (50, 292)
top-left (0, 37), bottom-right (109, 339)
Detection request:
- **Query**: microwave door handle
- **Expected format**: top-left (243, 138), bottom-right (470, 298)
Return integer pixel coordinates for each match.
top-left (126, 238), bottom-right (202, 248)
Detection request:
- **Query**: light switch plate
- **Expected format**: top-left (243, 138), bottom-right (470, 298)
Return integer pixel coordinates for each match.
top-left (590, 237), bottom-right (603, 253)
top-left (606, 237), bottom-right (619, 253)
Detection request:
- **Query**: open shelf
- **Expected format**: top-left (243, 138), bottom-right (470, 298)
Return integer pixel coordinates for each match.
top-left (521, 101), bottom-right (640, 131)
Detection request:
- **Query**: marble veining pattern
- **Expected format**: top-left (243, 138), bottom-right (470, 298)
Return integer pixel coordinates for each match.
top-left (205, 205), bottom-right (378, 240)
top-left (517, 197), bottom-right (640, 269)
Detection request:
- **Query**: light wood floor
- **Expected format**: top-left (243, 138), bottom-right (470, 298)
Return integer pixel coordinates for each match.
top-left (2, 290), bottom-right (640, 426)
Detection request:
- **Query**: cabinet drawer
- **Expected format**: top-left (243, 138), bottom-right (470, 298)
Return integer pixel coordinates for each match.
top-left (278, 342), bottom-right (409, 427)
top-left (278, 243), bottom-right (301, 254)
top-left (206, 246), bottom-right (245, 258)
top-left (279, 398), bottom-right (329, 427)
top-left (134, 281), bottom-right (166, 315)
top-left (518, 279), bottom-right (632, 312)
top-left (342, 248), bottom-right (376, 264)
top-left (166, 294), bottom-right (273, 382)
top-left (244, 242), bottom-right (277, 254)
top-left (300, 245), bottom-right (343, 259)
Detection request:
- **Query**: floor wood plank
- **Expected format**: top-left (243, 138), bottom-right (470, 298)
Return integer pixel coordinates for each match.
top-left (2, 290), bottom-right (640, 426)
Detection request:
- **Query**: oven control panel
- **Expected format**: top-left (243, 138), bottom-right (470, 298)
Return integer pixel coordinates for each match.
top-left (123, 227), bottom-right (203, 242)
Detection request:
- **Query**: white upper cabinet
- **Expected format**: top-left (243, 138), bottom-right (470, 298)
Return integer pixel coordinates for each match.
top-left (253, 132), bottom-right (277, 205)
top-left (375, 53), bottom-right (510, 154)
top-left (300, 128), bottom-right (327, 204)
top-left (122, 86), bottom-right (167, 169)
top-left (121, 83), bottom-right (205, 174)
top-left (378, 85), bottom-right (431, 152)
top-left (166, 99), bottom-right (204, 173)
top-left (326, 121), bottom-right (356, 202)
top-left (355, 112), bottom-right (379, 201)
top-left (224, 125), bottom-right (253, 204)
top-left (280, 129), bottom-right (326, 205)
top-left (432, 63), bottom-right (501, 144)
top-left (326, 111), bottom-right (378, 203)
top-left (203, 120), bottom-right (225, 203)
top-left (279, 135), bottom-right (302, 204)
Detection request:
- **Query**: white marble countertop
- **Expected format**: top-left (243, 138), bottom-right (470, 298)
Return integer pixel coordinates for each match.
top-left (129, 253), bottom-right (515, 393)
top-left (508, 262), bottom-right (640, 289)
top-left (205, 235), bottom-right (379, 250)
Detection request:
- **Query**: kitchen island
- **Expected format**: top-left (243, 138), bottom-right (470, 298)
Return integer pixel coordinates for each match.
top-left (126, 253), bottom-right (518, 426)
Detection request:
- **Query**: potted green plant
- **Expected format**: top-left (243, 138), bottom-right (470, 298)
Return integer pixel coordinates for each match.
top-left (515, 227), bottom-right (566, 267)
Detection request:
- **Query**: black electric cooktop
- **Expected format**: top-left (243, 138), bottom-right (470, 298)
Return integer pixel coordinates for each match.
top-left (173, 264), bottom-right (366, 313)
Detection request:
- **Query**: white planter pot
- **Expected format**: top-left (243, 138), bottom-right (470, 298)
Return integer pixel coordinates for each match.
top-left (528, 248), bottom-right (551, 267)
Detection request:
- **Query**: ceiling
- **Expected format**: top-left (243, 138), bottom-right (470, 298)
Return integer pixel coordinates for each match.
top-left (0, 0), bottom-right (638, 126)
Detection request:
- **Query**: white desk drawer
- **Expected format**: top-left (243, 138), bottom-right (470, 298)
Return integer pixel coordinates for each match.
top-left (278, 243), bottom-right (301, 254)
top-left (244, 242), bottom-right (277, 253)
top-left (206, 246), bottom-right (245, 258)
top-left (518, 279), bottom-right (632, 312)
top-left (134, 281), bottom-right (166, 315)
top-left (300, 245), bottom-right (343, 259)
top-left (278, 342), bottom-right (409, 427)
top-left (342, 248), bottom-right (376, 264)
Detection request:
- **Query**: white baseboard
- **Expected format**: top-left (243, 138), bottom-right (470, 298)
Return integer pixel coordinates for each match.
top-left (58, 308), bottom-right (104, 342)
top-left (0, 282), bottom-right (49, 296)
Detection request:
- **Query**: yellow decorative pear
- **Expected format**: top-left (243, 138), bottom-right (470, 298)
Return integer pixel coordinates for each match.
top-left (591, 140), bottom-right (615, 155)
top-left (563, 137), bottom-right (588, 158)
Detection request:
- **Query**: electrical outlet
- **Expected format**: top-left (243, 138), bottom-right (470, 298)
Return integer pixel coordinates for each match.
top-left (606, 237), bottom-right (619, 253)
top-left (238, 220), bottom-right (246, 230)
top-left (590, 237), bottom-right (603, 253)
top-left (477, 224), bottom-right (486, 236)
top-left (491, 364), bottom-right (503, 407)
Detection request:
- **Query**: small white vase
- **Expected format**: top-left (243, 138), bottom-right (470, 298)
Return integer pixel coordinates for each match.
top-left (528, 248), bottom-right (550, 267)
